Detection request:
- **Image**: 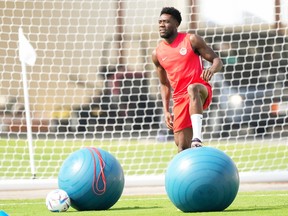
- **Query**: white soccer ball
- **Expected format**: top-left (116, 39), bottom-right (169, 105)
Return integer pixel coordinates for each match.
top-left (46, 189), bottom-right (71, 212)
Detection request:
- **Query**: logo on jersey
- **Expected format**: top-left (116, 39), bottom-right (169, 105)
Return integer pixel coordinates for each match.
top-left (179, 47), bottom-right (187, 55)
top-left (162, 57), bottom-right (168, 61)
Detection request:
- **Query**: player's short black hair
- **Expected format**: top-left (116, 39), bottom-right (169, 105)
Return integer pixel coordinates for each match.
top-left (160, 7), bottom-right (182, 25)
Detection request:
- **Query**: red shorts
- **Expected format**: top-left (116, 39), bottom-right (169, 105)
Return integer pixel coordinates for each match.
top-left (172, 84), bottom-right (212, 132)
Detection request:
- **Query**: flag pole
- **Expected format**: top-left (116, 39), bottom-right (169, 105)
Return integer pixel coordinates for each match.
top-left (18, 27), bottom-right (37, 179)
top-left (21, 61), bottom-right (36, 178)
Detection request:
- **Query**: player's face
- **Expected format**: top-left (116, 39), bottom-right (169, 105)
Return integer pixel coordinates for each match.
top-left (158, 14), bottom-right (178, 39)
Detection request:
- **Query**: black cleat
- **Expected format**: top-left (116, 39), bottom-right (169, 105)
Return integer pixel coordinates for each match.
top-left (191, 138), bottom-right (203, 148)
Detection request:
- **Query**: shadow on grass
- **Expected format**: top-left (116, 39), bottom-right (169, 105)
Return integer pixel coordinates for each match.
top-left (109, 205), bottom-right (162, 211)
top-left (224, 205), bottom-right (287, 213)
top-left (66, 206), bottom-right (162, 213)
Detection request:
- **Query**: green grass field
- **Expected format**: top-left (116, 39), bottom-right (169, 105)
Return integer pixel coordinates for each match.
top-left (1, 191), bottom-right (288, 216)
top-left (1, 139), bottom-right (288, 178)
top-left (1, 139), bottom-right (288, 215)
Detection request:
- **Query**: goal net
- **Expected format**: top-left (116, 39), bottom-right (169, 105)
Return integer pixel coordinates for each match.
top-left (1, 0), bottom-right (288, 188)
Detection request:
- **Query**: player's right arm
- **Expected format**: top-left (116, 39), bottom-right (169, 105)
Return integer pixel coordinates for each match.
top-left (152, 50), bottom-right (173, 130)
top-left (189, 34), bottom-right (223, 82)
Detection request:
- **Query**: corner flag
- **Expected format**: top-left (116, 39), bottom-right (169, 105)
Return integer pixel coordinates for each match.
top-left (18, 27), bottom-right (37, 178)
top-left (18, 27), bottom-right (36, 66)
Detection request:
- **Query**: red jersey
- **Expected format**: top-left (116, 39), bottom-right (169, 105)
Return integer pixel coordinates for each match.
top-left (156, 33), bottom-right (210, 99)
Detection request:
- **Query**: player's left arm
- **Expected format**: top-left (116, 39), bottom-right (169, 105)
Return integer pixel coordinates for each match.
top-left (190, 34), bottom-right (223, 82)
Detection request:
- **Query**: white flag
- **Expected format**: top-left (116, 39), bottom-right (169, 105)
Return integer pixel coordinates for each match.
top-left (18, 27), bottom-right (36, 66)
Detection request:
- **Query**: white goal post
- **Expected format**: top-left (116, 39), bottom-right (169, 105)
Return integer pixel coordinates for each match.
top-left (1, 0), bottom-right (288, 191)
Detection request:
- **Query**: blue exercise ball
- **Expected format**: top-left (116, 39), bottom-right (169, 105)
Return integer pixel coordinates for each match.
top-left (58, 147), bottom-right (125, 211)
top-left (165, 147), bottom-right (239, 212)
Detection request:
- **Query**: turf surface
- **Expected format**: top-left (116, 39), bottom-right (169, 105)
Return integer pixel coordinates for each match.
top-left (1, 191), bottom-right (288, 216)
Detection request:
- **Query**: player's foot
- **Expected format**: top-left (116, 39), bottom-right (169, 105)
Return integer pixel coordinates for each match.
top-left (191, 138), bottom-right (203, 148)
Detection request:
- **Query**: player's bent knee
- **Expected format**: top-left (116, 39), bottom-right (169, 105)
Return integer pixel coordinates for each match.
top-left (187, 84), bottom-right (200, 96)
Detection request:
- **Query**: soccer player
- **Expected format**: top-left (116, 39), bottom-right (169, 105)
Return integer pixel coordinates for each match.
top-left (152, 7), bottom-right (223, 152)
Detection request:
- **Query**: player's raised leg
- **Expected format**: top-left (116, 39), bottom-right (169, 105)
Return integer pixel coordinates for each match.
top-left (187, 83), bottom-right (209, 147)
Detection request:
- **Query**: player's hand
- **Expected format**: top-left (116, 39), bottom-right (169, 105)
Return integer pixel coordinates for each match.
top-left (201, 67), bottom-right (214, 82)
top-left (164, 112), bottom-right (173, 131)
